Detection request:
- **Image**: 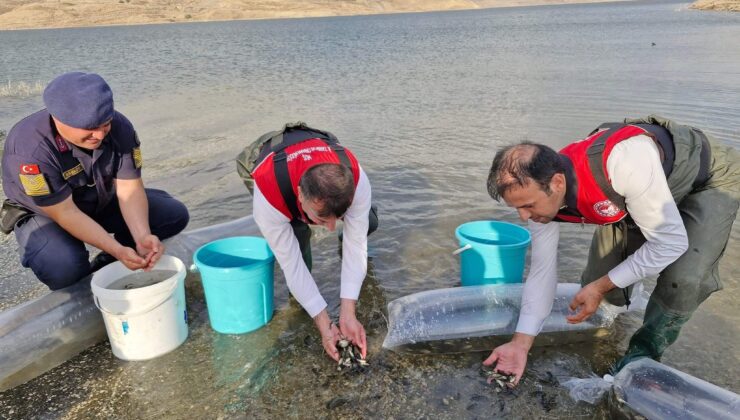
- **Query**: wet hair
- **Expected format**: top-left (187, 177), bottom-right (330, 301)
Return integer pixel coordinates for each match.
top-left (299, 163), bottom-right (355, 218)
top-left (487, 141), bottom-right (565, 201)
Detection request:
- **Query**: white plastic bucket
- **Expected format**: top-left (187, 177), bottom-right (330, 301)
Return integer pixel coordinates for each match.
top-left (91, 255), bottom-right (188, 361)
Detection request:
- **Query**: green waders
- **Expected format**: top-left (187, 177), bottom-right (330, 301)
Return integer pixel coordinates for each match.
top-left (292, 207), bottom-right (379, 272)
top-left (579, 116), bottom-right (740, 373)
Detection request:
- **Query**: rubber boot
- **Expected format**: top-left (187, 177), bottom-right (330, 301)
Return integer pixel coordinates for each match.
top-left (89, 252), bottom-right (117, 272)
top-left (611, 301), bottom-right (692, 374)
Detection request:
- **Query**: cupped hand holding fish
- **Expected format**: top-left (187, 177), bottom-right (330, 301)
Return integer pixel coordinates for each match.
top-left (115, 246), bottom-right (151, 271)
top-left (135, 234), bottom-right (164, 271)
top-left (339, 298), bottom-right (367, 359)
top-left (115, 234), bottom-right (164, 271)
top-left (314, 310), bottom-right (342, 361)
top-left (483, 332), bottom-right (534, 386)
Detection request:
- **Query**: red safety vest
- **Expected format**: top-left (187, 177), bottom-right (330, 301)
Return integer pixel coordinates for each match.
top-left (555, 125), bottom-right (652, 225)
top-left (252, 138), bottom-right (361, 221)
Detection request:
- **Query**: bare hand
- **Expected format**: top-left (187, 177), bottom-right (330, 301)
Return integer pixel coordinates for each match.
top-left (136, 234), bottom-right (164, 271)
top-left (483, 340), bottom-right (530, 386)
top-left (319, 322), bottom-right (343, 362)
top-left (115, 246), bottom-right (149, 271)
top-left (567, 279), bottom-right (610, 324)
top-left (339, 315), bottom-right (367, 359)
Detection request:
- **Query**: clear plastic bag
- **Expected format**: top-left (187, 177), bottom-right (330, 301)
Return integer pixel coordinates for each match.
top-left (561, 374), bottom-right (613, 405)
top-left (611, 358), bottom-right (740, 419)
top-left (382, 283), bottom-right (623, 353)
top-left (562, 358), bottom-right (740, 419)
top-left (164, 215), bottom-right (261, 267)
top-left (0, 276), bottom-right (106, 391)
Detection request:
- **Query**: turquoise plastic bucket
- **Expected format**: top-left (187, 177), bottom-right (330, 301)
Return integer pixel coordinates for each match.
top-left (193, 236), bottom-right (275, 334)
top-left (455, 220), bottom-right (531, 286)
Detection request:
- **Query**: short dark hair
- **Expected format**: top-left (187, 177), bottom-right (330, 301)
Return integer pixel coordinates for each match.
top-left (487, 141), bottom-right (565, 201)
top-left (299, 163), bottom-right (355, 218)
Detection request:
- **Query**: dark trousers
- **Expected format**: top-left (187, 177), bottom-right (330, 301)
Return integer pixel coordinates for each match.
top-left (292, 205), bottom-right (379, 271)
top-left (14, 189), bottom-right (189, 290)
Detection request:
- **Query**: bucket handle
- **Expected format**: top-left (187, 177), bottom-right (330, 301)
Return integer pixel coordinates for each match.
top-left (262, 283), bottom-right (270, 322)
top-left (94, 279), bottom-right (179, 319)
top-left (452, 244), bottom-right (472, 255)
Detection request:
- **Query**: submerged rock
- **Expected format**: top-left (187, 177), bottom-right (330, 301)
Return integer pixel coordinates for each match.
top-left (326, 396), bottom-right (350, 410)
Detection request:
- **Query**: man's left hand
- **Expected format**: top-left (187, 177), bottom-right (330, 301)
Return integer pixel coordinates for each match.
top-left (566, 276), bottom-right (615, 324)
top-left (339, 299), bottom-right (367, 358)
top-left (136, 234), bottom-right (164, 270)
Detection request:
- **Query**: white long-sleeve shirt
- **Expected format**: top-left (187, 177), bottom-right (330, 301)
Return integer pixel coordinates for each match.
top-left (252, 167), bottom-right (371, 318)
top-left (516, 135), bottom-right (689, 336)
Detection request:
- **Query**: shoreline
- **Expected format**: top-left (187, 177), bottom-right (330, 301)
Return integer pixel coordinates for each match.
top-left (689, 0), bottom-right (740, 10)
top-left (0, 0), bottom-right (649, 32)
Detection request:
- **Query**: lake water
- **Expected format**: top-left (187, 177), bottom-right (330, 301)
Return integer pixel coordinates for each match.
top-left (1, 0), bottom-right (739, 417)
top-left (106, 270), bottom-right (178, 290)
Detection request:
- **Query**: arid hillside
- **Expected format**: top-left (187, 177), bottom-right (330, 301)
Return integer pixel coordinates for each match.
top-left (690, 0), bottom-right (740, 11)
top-left (0, 0), bottom-right (636, 30)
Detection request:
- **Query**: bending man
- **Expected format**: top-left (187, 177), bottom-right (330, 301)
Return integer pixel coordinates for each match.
top-left (237, 123), bottom-right (378, 361)
top-left (485, 115), bottom-right (738, 382)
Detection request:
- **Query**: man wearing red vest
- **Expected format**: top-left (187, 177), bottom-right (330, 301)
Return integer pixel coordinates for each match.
top-left (484, 115), bottom-right (738, 383)
top-left (238, 123), bottom-right (378, 362)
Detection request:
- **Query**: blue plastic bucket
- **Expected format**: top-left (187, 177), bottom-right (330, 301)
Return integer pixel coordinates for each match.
top-left (193, 236), bottom-right (275, 334)
top-left (454, 220), bottom-right (531, 286)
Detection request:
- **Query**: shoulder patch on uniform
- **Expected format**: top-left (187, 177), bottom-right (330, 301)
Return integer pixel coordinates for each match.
top-left (132, 147), bottom-right (142, 169)
top-left (20, 164), bottom-right (40, 175)
top-left (19, 174), bottom-right (51, 196)
top-left (62, 164), bottom-right (84, 180)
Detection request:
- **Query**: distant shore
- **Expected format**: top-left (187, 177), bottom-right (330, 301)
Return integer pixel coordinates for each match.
top-left (0, 0), bottom-right (735, 31)
top-left (690, 0), bottom-right (740, 11)
top-left (0, 0), bottom-right (635, 31)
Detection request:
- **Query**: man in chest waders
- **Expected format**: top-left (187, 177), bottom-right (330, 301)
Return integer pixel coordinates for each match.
top-left (237, 123), bottom-right (378, 361)
top-left (484, 115), bottom-right (738, 384)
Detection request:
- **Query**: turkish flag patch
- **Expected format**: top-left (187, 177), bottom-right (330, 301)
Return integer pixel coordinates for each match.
top-left (20, 164), bottom-right (40, 175)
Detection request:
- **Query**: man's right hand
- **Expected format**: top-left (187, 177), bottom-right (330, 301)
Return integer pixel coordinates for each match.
top-left (41, 197), bottom-right (150, 270)
top-left (114, 246), bottom-right (151, 271)
top-left (483, 333), bottom-right (534, 386)
top-left (135, 234), bottom-right (164, 271)
top-left (319, 323), bottom-right (342, 362)
top-left (313, 309), bottom-right (342, 361)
